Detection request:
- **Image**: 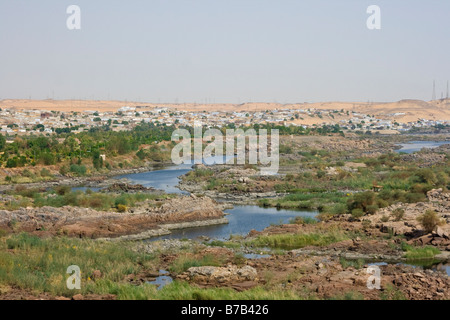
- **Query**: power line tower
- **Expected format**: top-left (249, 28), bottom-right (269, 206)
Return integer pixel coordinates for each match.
top-left (432, 80), bottom-right (436, 100)
top-left (447, 80), bottom-right (449, 100)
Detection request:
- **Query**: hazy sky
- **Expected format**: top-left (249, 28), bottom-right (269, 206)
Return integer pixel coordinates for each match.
top-left (0, 0), bottom-right (449, 103)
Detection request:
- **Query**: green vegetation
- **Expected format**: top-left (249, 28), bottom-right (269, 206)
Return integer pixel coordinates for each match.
top-left (2, 187), bottom-right (172, 211)
top-left (206, 240), bottom-right (241, 249)
top-left (289, 216), bottom-right (318, 225)
top-left (401, 242), bottom-right (440, 260)
top-left (392, 208), bottom-right (405, 221)
top-left (380, 284), bottom-right (407, 300)
top-left (328, 291), bottom-right (364, 300)
top-left (259, 192), bottom-right (347, 212)
top-left (339, 258), bottom-right (365, 269)
top-left (257, 149), bottom-right (450, 221)
top-left (0, 233), bottom-right (158, 298)
top-left (154, 281), bottom-right (310, 300)
top-left (0, 123), bottom-right (173, 175)
top-left (416, 210), bottom-right (445, 233)
top-left (247, 229), bottom-right (348, 250)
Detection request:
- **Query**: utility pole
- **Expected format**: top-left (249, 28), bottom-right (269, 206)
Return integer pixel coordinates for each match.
top-left (432, 80), bottom-right (436, 101)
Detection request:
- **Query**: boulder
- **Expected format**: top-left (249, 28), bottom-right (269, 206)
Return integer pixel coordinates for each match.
top-left (436, 226), bottom-right (449, 239)
top-left (187, 265), bottom-right (258, 283)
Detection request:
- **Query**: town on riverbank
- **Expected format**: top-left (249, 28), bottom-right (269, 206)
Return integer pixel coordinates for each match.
top-left (1, 99), bottom-right (450, 138)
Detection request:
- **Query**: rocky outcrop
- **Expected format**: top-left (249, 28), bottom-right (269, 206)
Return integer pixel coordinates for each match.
top-left (364, 189), bottom-right (450, 244)
top-left (392, 270), bottom-right (450, 300)
top-left (103, 183), bottom-right (156, 193)
top-left (400, 152), bottom-right (447, 168)
top-left (0, 196), bottom-right (225, 239)
top-left (182, 265), bottom-right (258, 284)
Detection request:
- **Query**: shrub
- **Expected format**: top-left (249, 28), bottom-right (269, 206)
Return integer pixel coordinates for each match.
top-left (416, 210), bottom-right (445, 233)
top-left (376, 199), bottom-right (389, 209)
top-left (330, 203), bottom-right (347, 215)
top-left (405, 192), bottom-right (426, 203)
top-left (366, 204), bottom-right (379, 215)
top-left (117, 204), bottom-right (127, 213)
top-left (63, 192), bottom-right (79, 206)
top-left (348, 191), bottom-right (375, 213)
top-left (361, 220), bottom-right (371, 229)
top-left (316, 170), bottom-right (326, 179)
top-left (22, 169), bottom-right (33, 178)
top-left (59, 166), bottom-right (69, 176)
top-left (55, 185), bottom-right (71, 196)
top-left (351, 208), bottom-right (364, 219)
top-left (6, 158), bottom-right (18, 168)
top-left (70, 164), bottom-right (87, 176)
top-left (290, 216), bottom-right (318, 225)
top-left (114, 194), bottom-right (129, 207)
top-left (413, 168), bottom-right (437, 185)
top-left (392, 208), bottom-right (405, 221)
top-left (41, 152), bottom-right (55, 165)
top-left (40, 168), bottom-right (53, 177)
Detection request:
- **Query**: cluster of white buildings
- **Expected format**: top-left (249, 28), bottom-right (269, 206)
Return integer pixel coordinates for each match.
top-left (0, 105), bottom-right (448, 137)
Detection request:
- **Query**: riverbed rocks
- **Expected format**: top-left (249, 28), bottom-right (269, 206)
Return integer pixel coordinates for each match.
top-left (183, 265), bottom-right (258, 284)
top-left (0, 195), bottom-right (226, 239)
top-left (103, 182), bottom-right (157, 193)
top-left (363, 189), bottom-right (450, 245)
top-left (400, 151), bottom-right (447, 168)
top-left (246, 252), bottom-right (450, 300)
top-left (392, 268), bottom-right (450, 300)
top-left (136, 239), bottom-right (199, 254)
top-left (177, 164), bottom-right (283, 204)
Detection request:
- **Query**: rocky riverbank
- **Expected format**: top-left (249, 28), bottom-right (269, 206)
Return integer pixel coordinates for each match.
top-left (0, 195), bottom-right (226, 239)
top-left (0, 163), bottom-right (173, 193)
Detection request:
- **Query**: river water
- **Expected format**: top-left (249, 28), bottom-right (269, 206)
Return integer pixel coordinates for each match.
top-left (395, 140), bottom-right (449, 154)
top-left (114, 160), bottom-right (317, 241)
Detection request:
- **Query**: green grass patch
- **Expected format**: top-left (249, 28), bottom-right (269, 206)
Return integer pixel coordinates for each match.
top-left (0, 233), bottom-right (158, 297)
top-left (247, 229), bottom-right (348, 250)
top-left (206, 240), bottom-right (241, 249)
top-left (4, 187), bottom-right (172, 211)
top-left (339, 257), bottom-right (365, 269)
top-left (401, 242), bottom-right (440, 260)
top-left (154, 281), bottom-right (311, 300)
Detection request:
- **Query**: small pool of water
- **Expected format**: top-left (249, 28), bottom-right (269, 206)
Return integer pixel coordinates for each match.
top-left (146, 270), bottom-right (173, 290)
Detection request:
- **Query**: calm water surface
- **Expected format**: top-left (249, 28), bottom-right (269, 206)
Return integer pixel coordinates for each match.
top-left (395, 141), bottom-right (449, 154)
top-left (113, 160), bottom-right (318, 241)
